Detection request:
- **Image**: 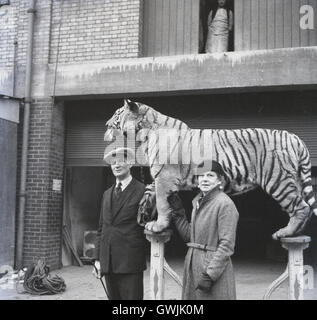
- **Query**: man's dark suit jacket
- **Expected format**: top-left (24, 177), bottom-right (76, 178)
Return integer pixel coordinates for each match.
top-left (94, 177), bottom-right (147, 275)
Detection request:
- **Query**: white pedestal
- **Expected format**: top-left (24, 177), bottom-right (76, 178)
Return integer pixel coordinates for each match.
top-left (281, 236), bottom-right (311, 300)
top-left (263, 235), bottom-right (311, 300)
top-left (145, 229), bottom-right (172, 300)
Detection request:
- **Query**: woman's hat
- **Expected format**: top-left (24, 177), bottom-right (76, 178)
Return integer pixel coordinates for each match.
top-left (211, 160), bottom-right (225, 177)
top-left (194, 159), bottom-right (225, 177)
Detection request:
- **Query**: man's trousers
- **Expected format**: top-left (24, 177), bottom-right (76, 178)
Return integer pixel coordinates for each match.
top-left (104, 272), bottom-right (144, 300)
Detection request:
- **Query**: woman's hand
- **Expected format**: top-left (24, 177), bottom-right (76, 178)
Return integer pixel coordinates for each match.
top-left (196, 272), bottom-right (214, 292)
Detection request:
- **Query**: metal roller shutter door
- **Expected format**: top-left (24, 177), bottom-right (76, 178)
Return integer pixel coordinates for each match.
top-left (65, 96), bottom-right (317, 167)
top-left (66, 113), bottom-right (317, 167)
top-left (183, 115), bottom-right (317, 166)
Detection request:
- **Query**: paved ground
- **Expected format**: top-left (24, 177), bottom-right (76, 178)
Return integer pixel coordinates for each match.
top-left (1, 258), bottom-right (316, 300)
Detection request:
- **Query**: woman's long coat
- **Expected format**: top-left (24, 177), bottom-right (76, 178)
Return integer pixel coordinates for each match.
top-left (173, 188), bottom-right (239, 300)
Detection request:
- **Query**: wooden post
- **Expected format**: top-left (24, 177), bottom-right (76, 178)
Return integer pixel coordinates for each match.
top-left (144, 229), bottom-right (172, 300)
top-left (281, 236), bottom-right (311, 300)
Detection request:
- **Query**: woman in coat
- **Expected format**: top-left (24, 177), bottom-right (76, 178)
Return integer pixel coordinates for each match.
top-left (169, 161), bottom-right (239, 300)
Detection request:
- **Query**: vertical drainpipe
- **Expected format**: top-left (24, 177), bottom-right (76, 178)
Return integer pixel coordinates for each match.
top-left (16, 0), bottom-right (36, 269)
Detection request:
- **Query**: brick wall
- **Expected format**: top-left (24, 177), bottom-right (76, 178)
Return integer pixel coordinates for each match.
top-left (23, 98), bottom-right (65, 269)
top-left (0, 2), bottom-right (16, 68)
top-left (1, 0), bottom-right (143, 67)
top-left (0, 0), bottom-right (31, 68)
top-left (49, 0), bottom-right (143, 63)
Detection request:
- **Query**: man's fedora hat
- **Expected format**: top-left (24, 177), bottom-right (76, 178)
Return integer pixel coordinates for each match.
top-left (104, 147), bottom-right (135, 165)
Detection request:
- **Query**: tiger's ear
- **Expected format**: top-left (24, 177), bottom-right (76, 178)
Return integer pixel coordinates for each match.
top-left (124, 99), bottom-right (139, 114)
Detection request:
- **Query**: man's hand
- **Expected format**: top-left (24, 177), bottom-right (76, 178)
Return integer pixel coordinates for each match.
top-left (167, 191), bottom-right (184, 212)
top-left (139, 183), bottom-right (155, 208)
top-left (196, 272), bottom-right (213, 292)
top-left (92, 260), bottom-right (101, 279)
top-left (167, 191), bottom-right (186, 219)
top-left (145, 182), bottom-right (155, 194)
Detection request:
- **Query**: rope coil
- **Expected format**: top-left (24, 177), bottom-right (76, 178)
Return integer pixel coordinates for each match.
top-left (21, 259), bottom-right (66, 295)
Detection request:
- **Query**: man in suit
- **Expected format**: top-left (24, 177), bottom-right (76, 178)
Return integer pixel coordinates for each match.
top-left (92, 148), bottom-right (147, 300)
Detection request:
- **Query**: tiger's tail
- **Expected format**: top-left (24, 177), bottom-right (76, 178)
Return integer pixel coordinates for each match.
top-left (297, 137), bottom-right (317, 217)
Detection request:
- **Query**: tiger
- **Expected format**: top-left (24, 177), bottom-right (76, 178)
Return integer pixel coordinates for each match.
top-left (104, 99), bottom-right (317, 240)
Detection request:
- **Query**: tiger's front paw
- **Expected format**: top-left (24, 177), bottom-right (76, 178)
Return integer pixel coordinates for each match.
top-left (145, 221), bottom-right (156, 232)
top-left (145, 219), bottom-right (168, 233)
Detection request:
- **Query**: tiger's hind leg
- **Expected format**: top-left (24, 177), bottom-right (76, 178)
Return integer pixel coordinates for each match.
top-left (271, 193), bottom-right (311, 240)
top-left (261, 176), bottom-right (310, 240)
top-left (295, 180), bottom-right (317, 234)
top-left (294, 207), bottom-right (313, 235)
top-left (259, 150), bottom-right (312, 240)
top-left (272, 205), bottom-right (310, 240)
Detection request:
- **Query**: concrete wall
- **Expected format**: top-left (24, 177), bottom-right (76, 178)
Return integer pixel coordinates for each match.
top-left (40, 47), bottom-right (317, 99)
top-left (0, 118), bottom-right (17, 267)
top-left (0, 98), bottom-right (19, 267)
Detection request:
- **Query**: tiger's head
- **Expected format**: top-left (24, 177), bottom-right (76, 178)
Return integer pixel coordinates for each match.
top-left (105, 99), bottom-right (156, 142)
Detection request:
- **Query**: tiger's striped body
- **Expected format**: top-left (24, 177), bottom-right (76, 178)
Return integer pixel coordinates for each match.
top-left (213, 128), bottom-right (311, 196)
top-left (105, 100), bottom-right (317, 239)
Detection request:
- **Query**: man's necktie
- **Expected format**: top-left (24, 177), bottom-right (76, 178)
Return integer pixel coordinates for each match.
top-left (114, 182), bottom-right (122, 198)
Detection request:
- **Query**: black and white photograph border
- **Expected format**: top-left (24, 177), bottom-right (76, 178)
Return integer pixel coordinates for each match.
top-left (0, 0), bottom-right (317, 302)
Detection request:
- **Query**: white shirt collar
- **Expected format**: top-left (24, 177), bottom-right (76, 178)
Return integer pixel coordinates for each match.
top-left (116, 175), bottom-right (132, 191)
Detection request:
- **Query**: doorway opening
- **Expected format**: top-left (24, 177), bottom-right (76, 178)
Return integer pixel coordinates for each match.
top-left (199, 0), bottom-right (235, 53)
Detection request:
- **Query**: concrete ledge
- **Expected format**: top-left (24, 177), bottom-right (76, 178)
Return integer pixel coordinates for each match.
top-left (31, 46), bottom-right (317, 98)
top-left (0, 99), bottom-right (20, 123)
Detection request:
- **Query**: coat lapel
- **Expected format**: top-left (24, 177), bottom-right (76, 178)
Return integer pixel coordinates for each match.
top-left (111, 178), bottom-right (136, 223)
top-left (197, 189), bottom-right (220, 213)
top-left (104, 186), bottom-right (114, 224)
top-left (191, 194), bottom-right (201, 241)
top-left (191, 189), bottom-right (221, 239)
